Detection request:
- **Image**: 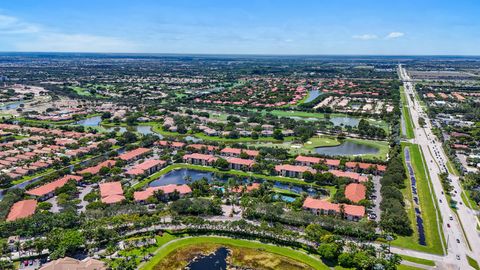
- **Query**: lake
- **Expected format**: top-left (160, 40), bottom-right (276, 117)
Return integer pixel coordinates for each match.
top-left (76, 116), bottom-right (160, 136)
top-left (304, 90), bottom-right (322, 103)
top-left (0, 100), bottom-right (24, 110)
top-left (186, 247), bottom-right (229, 270)
top-left (328, 116), bottom-right (360, 127)
top-left (149, 168), bottom-right (323, 196)
top-left (314, 141), bottom-right (379, 156)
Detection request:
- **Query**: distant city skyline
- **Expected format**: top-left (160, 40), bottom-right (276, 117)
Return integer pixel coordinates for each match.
top-left (0, 0), bottom-right (479, 55)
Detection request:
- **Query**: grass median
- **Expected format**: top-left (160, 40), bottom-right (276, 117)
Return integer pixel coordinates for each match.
top-left (392, 143), bottom-right (445, 255)
top-left (400, 86), bottom-right (415, 139)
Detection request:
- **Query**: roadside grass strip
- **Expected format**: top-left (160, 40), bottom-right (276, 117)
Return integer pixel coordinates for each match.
top-left (399, 255), bottom-right (435, 266)
top-left (140, 236), bottom-right (328, 270)
top-left (468, 255), bottom-right (480, 270)
top-left (392, 143), bottom-right (445, 255)
top-left (400, 86), bottom-right (415, 139)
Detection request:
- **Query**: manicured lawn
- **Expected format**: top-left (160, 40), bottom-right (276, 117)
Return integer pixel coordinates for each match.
top-left (344, 138), bottom-right (390, 160)
top-left (303, 136), bottom-right (341, 149)
top-left (468, 255), bottom-right (480, 270)
top-left (70, 86), bottom-right (93, 96)
top-left (397, 264), bottom-right (423, 270)
top-left (399, 255), bottom-right (435, 266)
top-left (140, 236), bottom-right (328, 270)
top-left (132, 163), bottom-right (323, 190)
top-left (392, 143), bottom-right (445, 255)
top-left (400, 86), bottom-right (415, 139)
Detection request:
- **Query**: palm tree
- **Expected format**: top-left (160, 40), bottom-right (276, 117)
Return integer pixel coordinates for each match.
top-left (14, 241), bottom-right (21, 256)
top-left (184, 175), bottom-right (192, 185)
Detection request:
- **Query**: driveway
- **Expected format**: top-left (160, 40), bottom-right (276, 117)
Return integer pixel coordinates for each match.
top-left (77, 185), bottom-right (93, 212)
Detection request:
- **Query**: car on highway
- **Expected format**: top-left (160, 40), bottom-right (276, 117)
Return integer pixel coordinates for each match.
top-left (450, 215), bottom-right (453, 221)
top-left (456, 239), bottom-right (460, 244)
top-left (456, 255), bottom-right (460, 260)
top-left (447, 223), bottom-right (450, 228)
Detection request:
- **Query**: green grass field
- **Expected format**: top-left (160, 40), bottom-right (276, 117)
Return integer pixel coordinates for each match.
top-left (140, 236), bottom-right (328, 270)
top-left (303, 136), bottom-right (341, 149)
top-left (70, 86), bottom-right (93, 96)
top-left (392, 143), bottom-right (445, 255)
top-left (397, 265), bottom-right (424, 270)
top-left (400, 86), bottom-right (415, 139)
top-left (468, 255), bottom-right (480, 270)
top-left (399, 255), bottom-right (435, 266)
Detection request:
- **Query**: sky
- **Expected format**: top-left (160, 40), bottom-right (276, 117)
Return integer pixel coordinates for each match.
top-left (0, 0), bottom-right (479, 55)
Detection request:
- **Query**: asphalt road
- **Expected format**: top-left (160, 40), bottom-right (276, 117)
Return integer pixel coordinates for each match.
top-left (399, 65), bottom-right (480, 269)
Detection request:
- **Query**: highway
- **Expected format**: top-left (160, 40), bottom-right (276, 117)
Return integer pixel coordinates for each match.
top-left (399, 65), bottom-right (480, 269)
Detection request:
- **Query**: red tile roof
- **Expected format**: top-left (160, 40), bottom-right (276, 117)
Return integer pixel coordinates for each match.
top-left (275, 164), bottom-right (316, 173)
top-left (295, 155), bottom-right (321, 164)
top-left (188, 144), bottom-right (219, 151)
top-left (118, 148), bottom-right (151, 161)
top-left (26, 175), bottom-right (83, 196)
top-left (99, 182), bottom-right (125, 204)
top-left (345, 162), bottom-right (386, 171)
top-left (227, 157), bottom-right (255, 167)
top-left (329, 170), bottom-right (368, 182)
top-left (135, 159), bottom-right (166, 170)
top-left (221, 147), bottom-right (259, 157)
top-left (156, 140), bottom-right (186, 148)
top-left (303, 197), bottom-right (365, 217)
top-left (78, 160), bottom-right (116, 175)
top-left (183, 153), bottom-right (218, 162)
top-left (345, 183), bottom-right (366, 203)
top-left (6, 199), bottom-right (37, 222)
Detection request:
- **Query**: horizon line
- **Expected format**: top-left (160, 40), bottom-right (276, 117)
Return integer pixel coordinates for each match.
top-left (0, 51), bottom-right (480, 57)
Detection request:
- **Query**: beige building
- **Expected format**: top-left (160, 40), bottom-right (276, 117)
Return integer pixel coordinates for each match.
top-left (40, 257), bottom-right (106, 270)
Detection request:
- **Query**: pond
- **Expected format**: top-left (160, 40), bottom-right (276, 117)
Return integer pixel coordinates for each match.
top-left (304, 90), bottom-right (322, 103)
top-left (76, 115), bottom-right (102, 126)
top-left (0, 100), bottom-right (24, 110)
top-left (328, 117), bottom-right (360, 127)
top-left (75, 116), bottom-right (161, 137)
top-left (149, 168), bottom-right (322, 196)
top-left (186, 247), bottom-right (229, 270)
top-left (314, 141), bottom-right (379, 156)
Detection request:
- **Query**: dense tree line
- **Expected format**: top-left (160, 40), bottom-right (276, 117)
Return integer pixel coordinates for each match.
top-left (379, 145), bottom-right (413, 235)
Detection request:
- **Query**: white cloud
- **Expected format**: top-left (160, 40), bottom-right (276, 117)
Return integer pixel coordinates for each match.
top-left (0, 13), bottom-right (137, 52)
top-left (385, 32), bottom-right (405, 39)
top-left (352, 34), bottom-right (378, 40)
top-left (0, 14), bottom-right (41, 34)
